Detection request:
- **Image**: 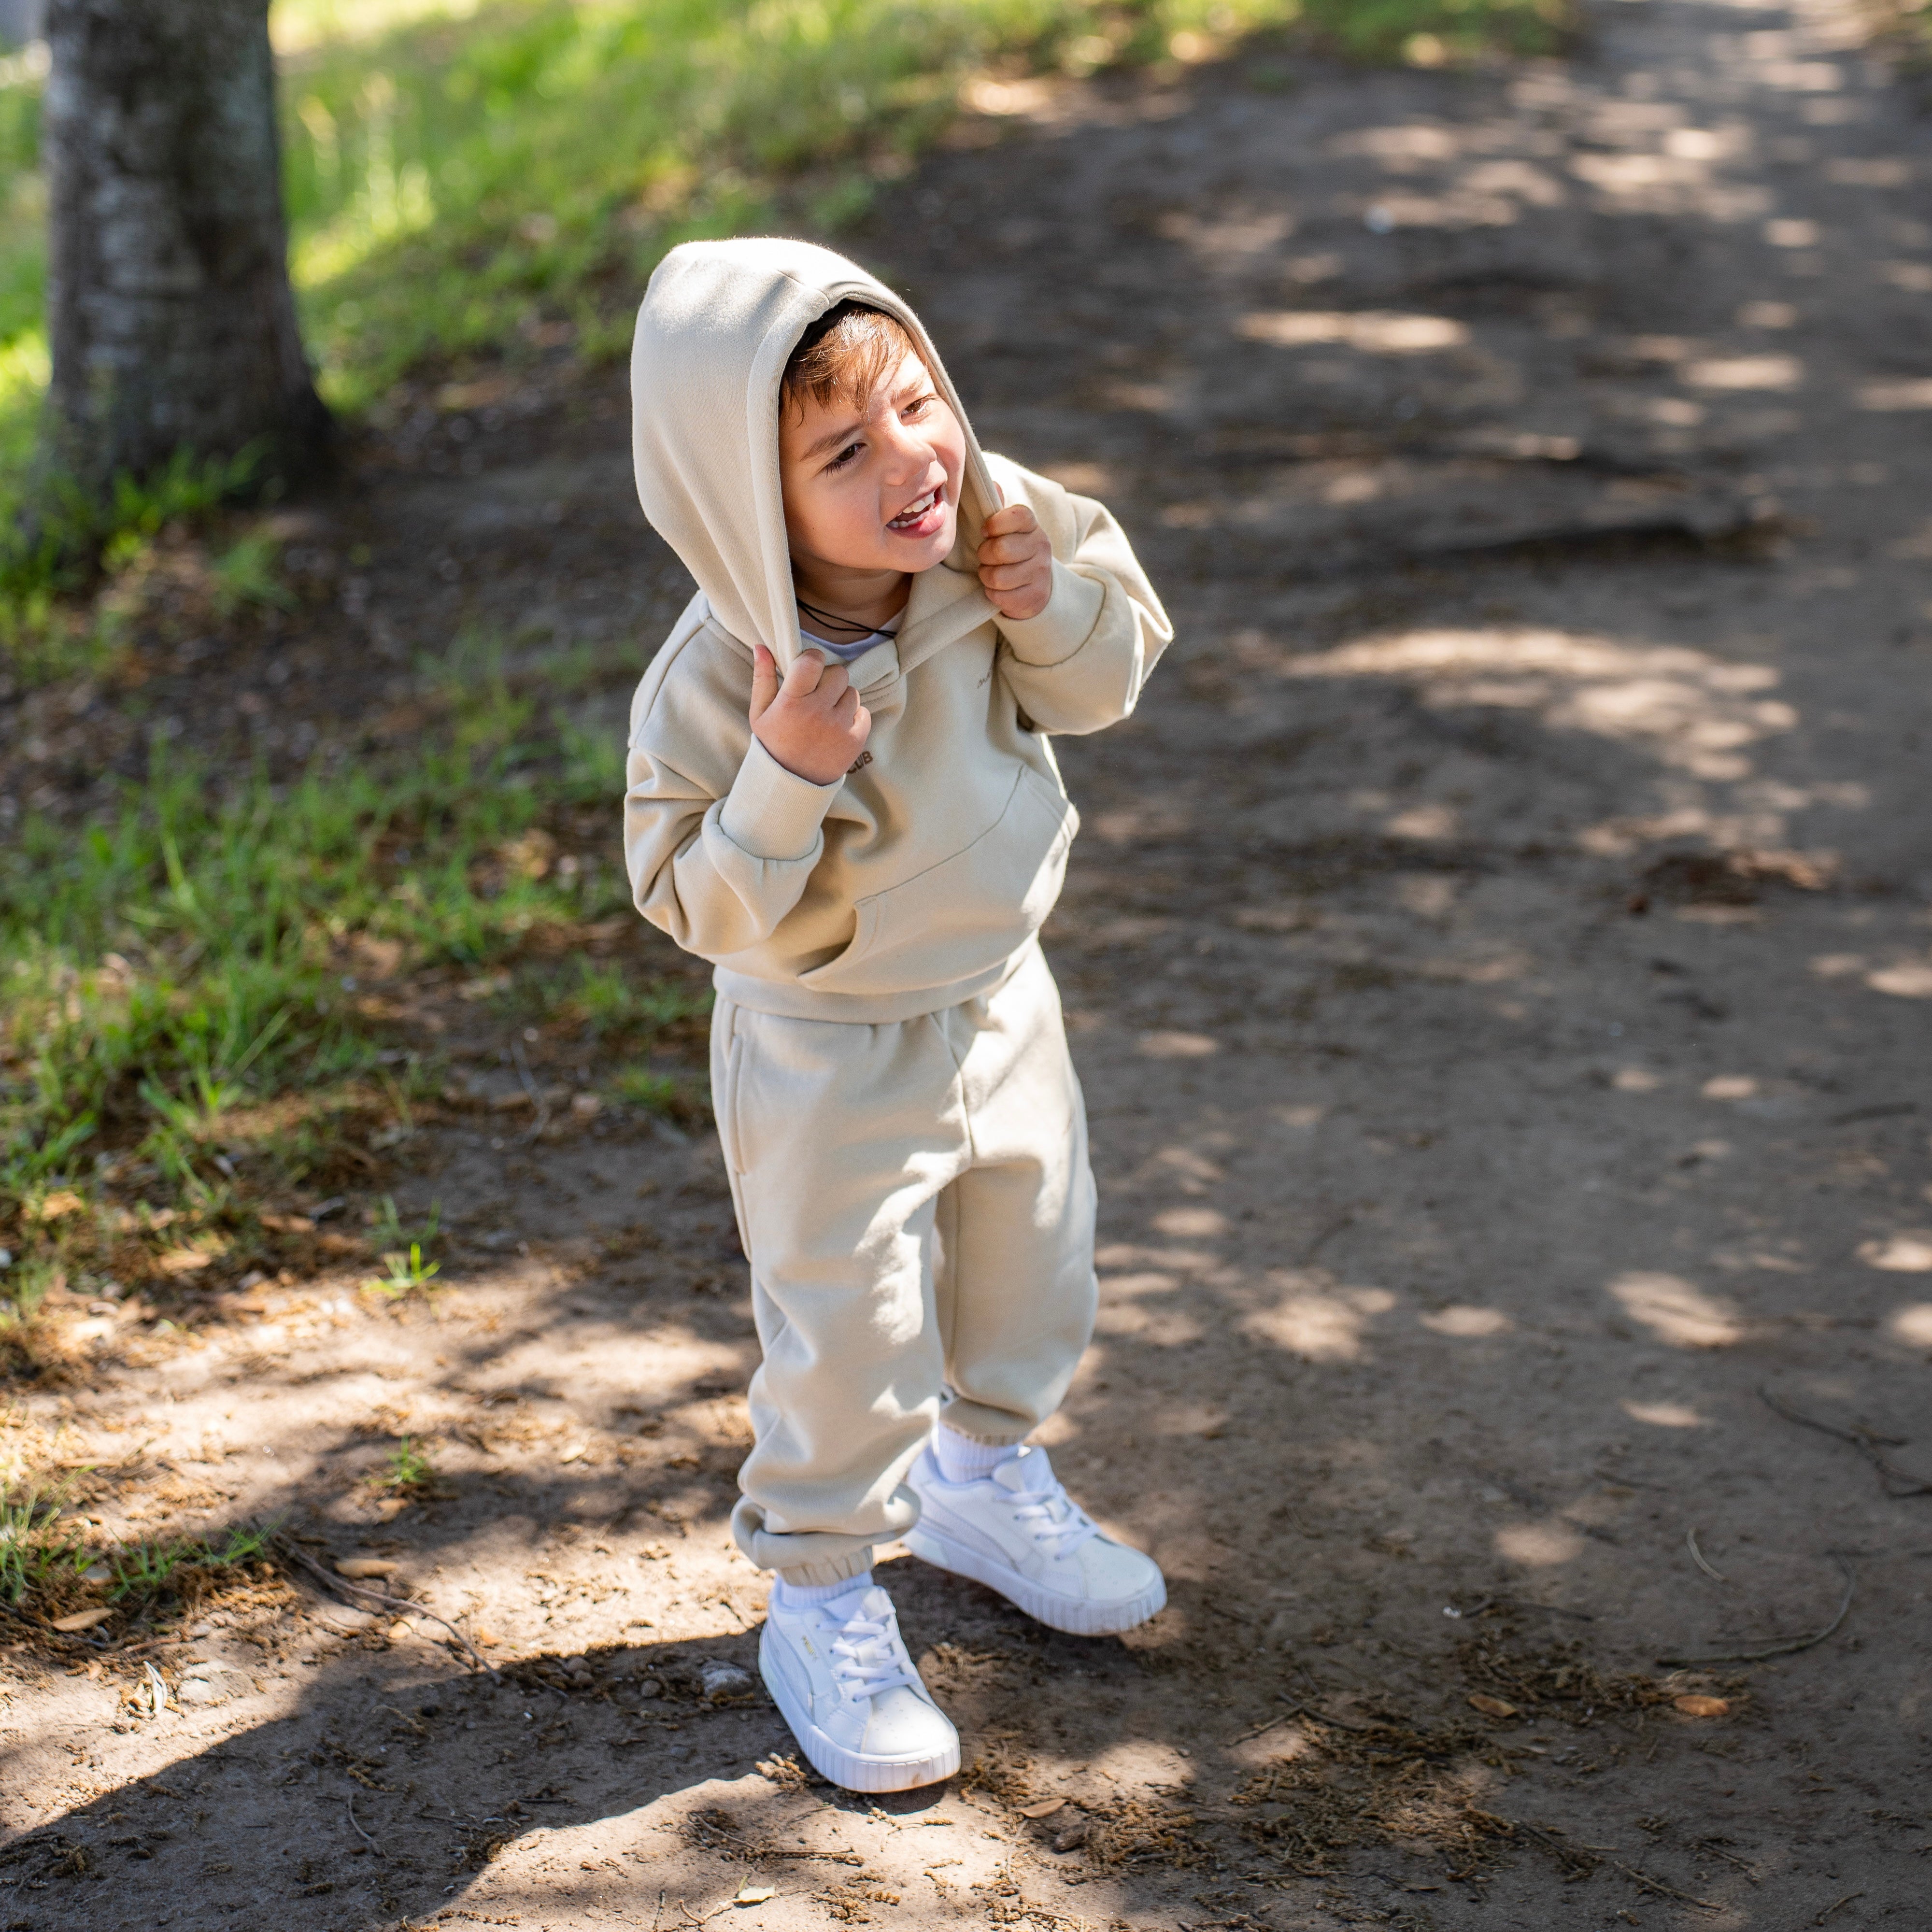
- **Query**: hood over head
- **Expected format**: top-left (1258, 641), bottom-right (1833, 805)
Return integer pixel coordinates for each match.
top-left (631, 237), bottom-right (1000, 673)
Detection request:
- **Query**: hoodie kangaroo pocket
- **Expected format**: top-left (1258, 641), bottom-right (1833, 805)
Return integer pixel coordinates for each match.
top-left (799, 765), bottom-right (1077, 999)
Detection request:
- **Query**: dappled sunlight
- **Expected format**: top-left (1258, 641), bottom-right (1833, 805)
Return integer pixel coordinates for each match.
top-left (1859, 1232), bottom-right (1932, 1273)
top-left (1621, 1398), bottom-right (1708, 1427)
top-left (1243, 1278), bottom-right (1396, 1362)
top-left (4, 0), bottom-right (1928, 1910)
top-left (1151, 1206), bottom-right (1228, 1238)
top-left (1142, 1144), bottom-right (1229, 1194)
top-left (1275, 627), bottom-right (1796, 790)
top-left (1682, 352), bottom-right (1803, 389)
top-left (1385, 801), bottom-right (1460, 840)
top-left (1094, 1293), bottom-right (1206, 1347)
top-left (1137, 1030), bottom-right (1221, 1059)
top-left (1867, 958), bottom-right (1932, 999)
top-left (1084, 1737), bottom-right (1197, 1788)
top-left (1608, 1271), bottom-right (1744, 1347)
top-left (1236, 309), bottom-right (1470, 353)
top-left (1702, 1074), bottom-right (1759, 1100)
top-left (271, 0), bottom-right (486, 57)
top-left (1419, 1304), bottom-right (1513, 1337)
top-left (1493, 1521), bottom-right (1586, 1566)
top-left (1889, 1305), bottom-right (1932, 1347)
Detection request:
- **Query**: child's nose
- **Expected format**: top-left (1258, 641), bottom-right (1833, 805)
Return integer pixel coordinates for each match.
top-left (877, 415), bottom-right (935, 479)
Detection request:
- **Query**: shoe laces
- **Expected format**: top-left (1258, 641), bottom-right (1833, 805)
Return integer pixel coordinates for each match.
top-left (1006, 1471), bottom-right (1100, 1561)
top-left (827, 1608), bottom-right (918, 1703)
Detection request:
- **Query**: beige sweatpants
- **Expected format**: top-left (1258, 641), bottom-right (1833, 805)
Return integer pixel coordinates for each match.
top-left (711, 942), bottom-right (1097, 1586)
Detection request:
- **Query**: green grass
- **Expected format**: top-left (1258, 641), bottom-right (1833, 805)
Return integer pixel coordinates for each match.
top-left (376, 1435), bottom-right (436, 1490)
top-left (0, 627), bottom-right (708, 1336)
top-left (107, 1522), bottom-right (275, 1603)
top-left (0, 1484), bottom-right (277, 1634)
top-left (272, 0), bottom-right (1335, 412)
top-left (0, 1482), bottom-right (84, 1605)
top-left (367, 1194), bottom-right (445, 1296)
top-left (369, 1240), bottom-right (442, 1296)
top-left (609, 1065), bottom-right (706, 1125)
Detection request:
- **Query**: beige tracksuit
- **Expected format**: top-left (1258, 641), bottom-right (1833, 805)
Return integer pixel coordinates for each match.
top-left (624, 239), bottom-right (1171, 1583)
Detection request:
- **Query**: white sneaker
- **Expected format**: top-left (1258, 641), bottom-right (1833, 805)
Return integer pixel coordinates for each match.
top-left (758, 1583), bottom-right (960, 1793)
top-left (904, 1444), bottom-right (1166, 1636)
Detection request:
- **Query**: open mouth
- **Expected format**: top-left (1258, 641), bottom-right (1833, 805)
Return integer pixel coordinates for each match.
top-left (886, 486), bottom-right (943, 532)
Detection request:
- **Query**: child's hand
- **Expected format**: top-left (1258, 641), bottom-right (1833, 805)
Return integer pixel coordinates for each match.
top-left (977, 503), bottom-right (1052, 621)
top-left (750, 644), bottom-right (871, 786)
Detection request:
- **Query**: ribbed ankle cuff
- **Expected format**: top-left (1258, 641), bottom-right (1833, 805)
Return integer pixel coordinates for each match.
top-left (934, 1423), bottom-right (1022, 1483)
top-left (772, 1570), bottom-right (872, 1609)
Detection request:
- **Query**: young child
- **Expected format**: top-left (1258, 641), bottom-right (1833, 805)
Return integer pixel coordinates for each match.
top-left (625, 237), bottom-right (1172, 1792)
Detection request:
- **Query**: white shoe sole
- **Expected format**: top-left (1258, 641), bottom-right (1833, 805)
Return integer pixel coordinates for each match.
top-left (758, 1630), bottom-right (959, 1794)
top-left (903, 1524), bottom-right (1167, 1636)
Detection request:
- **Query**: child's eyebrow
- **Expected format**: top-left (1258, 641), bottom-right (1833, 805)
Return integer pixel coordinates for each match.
top-left (798, 375), bottom-right (935, 460)
top-left (802, 414), bottom-right (865, 459)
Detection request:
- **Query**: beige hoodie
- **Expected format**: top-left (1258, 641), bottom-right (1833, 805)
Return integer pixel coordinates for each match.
top-left (624, 237), bottom-right (1171, 1023)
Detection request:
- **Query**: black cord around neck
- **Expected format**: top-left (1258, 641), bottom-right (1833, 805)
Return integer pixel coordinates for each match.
top-left (796, 597), bottom-right (898, 642)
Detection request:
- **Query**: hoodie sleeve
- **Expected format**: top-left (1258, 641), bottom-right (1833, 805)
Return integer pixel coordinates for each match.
top-left (624, 621), bottom-right (842, 959)
top-left (987, 460), bottom-right (1173, 737)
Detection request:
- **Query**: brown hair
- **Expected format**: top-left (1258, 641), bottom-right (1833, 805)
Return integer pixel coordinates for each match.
top-left (781, 300), bottom-right (924, 420)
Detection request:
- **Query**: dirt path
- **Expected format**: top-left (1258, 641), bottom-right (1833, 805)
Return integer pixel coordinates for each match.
top-left (8, 0), bottom-right (1932, 1925)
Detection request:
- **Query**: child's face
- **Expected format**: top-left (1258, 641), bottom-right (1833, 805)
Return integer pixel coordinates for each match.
top-left (779, 349), bottom-right (965, 583)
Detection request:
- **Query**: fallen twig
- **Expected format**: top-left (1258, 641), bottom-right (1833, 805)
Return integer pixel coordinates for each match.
top-left (1686, 1528), bottom-right (1728, 1584)
top-left (274, 1535), bottom-right (499, 1678)
top-left (1592, 1467), bottom-right (1674, 1492)
top-left (1760, 1384), bottom-right (1932, 1498)
top-left (511, 1035), bottom-right (551, 1144)
top-left (1657, 1552), bottom-right (1854, 1666)
top-left (347, 1791), bottom-right (383, 1857)
top-left (1816, 1891), bottom-right (1864, 1924)
top-left (1230, 1697), bottom-right (1384, 1744)
top-left (1695, 1837), bottom-right (1760, 1882)
top-left (676, 1896), bottom-right (760, 1929)
top-left (1513, 1821), bottom-right (1720, 1912)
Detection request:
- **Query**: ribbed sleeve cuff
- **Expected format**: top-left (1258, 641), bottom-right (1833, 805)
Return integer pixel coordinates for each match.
top-left (996, 560), bottom-right (1106, 666)
top-left (718, 737), bottom-right (841, 862)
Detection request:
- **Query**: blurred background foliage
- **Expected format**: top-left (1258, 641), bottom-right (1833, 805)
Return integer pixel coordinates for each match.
top-left (0, 0), bottom-right (1571, 481)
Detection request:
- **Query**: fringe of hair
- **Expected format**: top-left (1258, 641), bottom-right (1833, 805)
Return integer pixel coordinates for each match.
top-left (781, 300), bottom-right (923, 419)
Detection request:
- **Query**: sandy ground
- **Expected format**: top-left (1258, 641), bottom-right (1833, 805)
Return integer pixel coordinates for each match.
top-left (6, 0), bottom-right (1932, 1925)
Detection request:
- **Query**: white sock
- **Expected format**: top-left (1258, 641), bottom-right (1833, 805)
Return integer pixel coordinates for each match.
top-left (933, 1424), bottom-right (1020, 1483)
top-left (771, 1570), bottom-right (871, 1610)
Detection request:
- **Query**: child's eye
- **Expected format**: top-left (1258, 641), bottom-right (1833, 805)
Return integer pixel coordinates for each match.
top-left (825, 440), bottom-right (863, 471)
top-left (903, 394), bottom-right (934, 420)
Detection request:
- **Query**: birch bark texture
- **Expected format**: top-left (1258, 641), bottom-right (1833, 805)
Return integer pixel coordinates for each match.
top-left (42, 0), bottom-right (330, 496)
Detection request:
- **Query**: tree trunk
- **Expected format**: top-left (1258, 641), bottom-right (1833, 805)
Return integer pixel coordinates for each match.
top-left (41, 0), bottom-right (330, 501)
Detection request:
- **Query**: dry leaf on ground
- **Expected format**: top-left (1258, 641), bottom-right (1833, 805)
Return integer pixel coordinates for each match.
top-left (1673, 1694), bottom-right (1730, 1718)
top-left (335, 1557), bottom-right (399, 1578)
top-left (50, 1607), bottom-right (114, 1633)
